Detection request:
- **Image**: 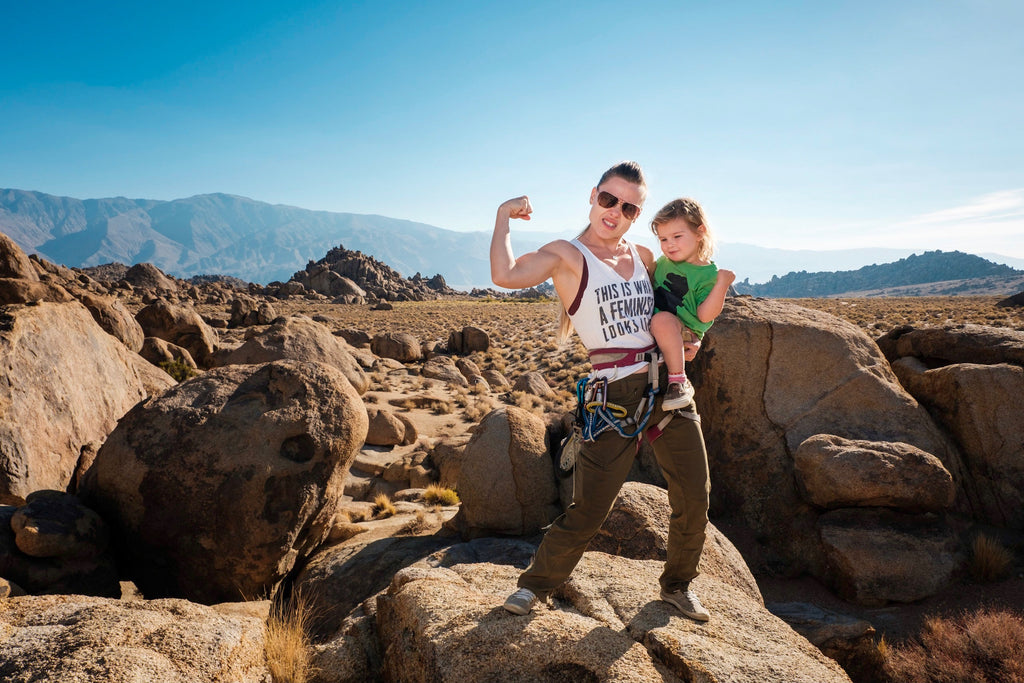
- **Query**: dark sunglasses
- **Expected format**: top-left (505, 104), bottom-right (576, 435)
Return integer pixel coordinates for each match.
top-left (596, 190), bottom-right (641, 221)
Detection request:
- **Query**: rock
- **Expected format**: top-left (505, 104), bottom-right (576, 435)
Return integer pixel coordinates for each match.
top-left (0, 277), bottom-right (74, 305)
top-left (335, 327), bottom-right (371, 347)
top-left (0, 231), bottom-right (39, 280)
top-left (893, 360), bottom-right (1024, 528)
top-left (0, 595), bottom-right (270, 682)
top-left (429, 436), bottom-right (471, 489)
top-left (511, 370), bottom-right (554, 397)
top-left (817, 508), bottom-right (960, 605)
top-left (421, 354), bottom-right (469, 386)
top-left (372, 541), bottom-right (850, 683)
top-left (450, 406), bottom-right (559, 538)
top-left (0, 302), bottom-right (172, 498)
top-left (371, 332), bottom-right (422, 362)
top-left (365, 407), bottom-right (414, 446)
top-left (78, 292), bottom-right (145, 351)
top-left (123, 262), bottom-right (178, 291)
top-left (482, 368), bottom-right (511, 390)
top-left (688, 297), bottom-right (966, 579)
top-left (876, 323), bottom-right (1024, 368)
top-left (455, 357), bottom-right (489, 390)
top-left (136, 299), bottom-right (218, 367)
top-left (228, 296), bottom-right (278, 327)
top-left (448, 325), bottom-right (490, 354)
top-left (0, 491), bottom-right (119, 596)
top-left (767, 602), bottom-right (880, 682)
top-left (588, 483), bottom-right (762, 603)
top-left (996, 291), bottom-right (1024, 308)
top-left (140, 336), bottom-right (198, 371)
top-left (793, 434), bottom-right (955, 511)
top-left (212, 315), bottom-right (369, 395)
top-left (0, 576), bottom-right (26, 597)
top-left (78, 360), bottom-right (369, 604)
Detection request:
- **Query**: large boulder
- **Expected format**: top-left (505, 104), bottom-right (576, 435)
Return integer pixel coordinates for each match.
top-left (366, 541), bottom-right (849, 683)
top-left (78, 292), bottom-right (145, 352)
top-left (228, 296), bottom-right (278, 328)
top-left (0, 595), bottom-right (270, 682)
top-left (0, 301), bottom-right (173, 498)
top-left (450, 406), bottom-right (559, 538)
top-left (0, 231), bottom-right (39, 280)
top-left (793, 434), bottom-right (955, 511)
top-left (688, 297), bottom-right (966, 579)
top-left (212, 315), bottom-right (368, 394)
top-left (0, 491), bottom-right (118, 597)
top-left (136, 299), bottom-right (217, 367)
top-left (371, 332), bottom-right (422, 363)
top-left (817, 508), bottom-right (960, 606)
top-left (123, 262), bottom-right (178, 291)
top-left (877, 323), bottom-right (1024, 368)
top-left (893, 358), bottom-right (1024, 528)
top-left (79, 360), bottom-right (369, 604)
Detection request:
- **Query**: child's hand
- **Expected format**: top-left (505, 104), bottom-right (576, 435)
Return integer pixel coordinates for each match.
top-left (717, 269), bottom-right (736, 287)
top-left (499, 196), bottom-right (532, 220)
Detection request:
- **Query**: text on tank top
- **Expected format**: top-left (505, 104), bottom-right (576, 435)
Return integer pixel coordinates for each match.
top-left (567, 238), bottom-right (655, 379)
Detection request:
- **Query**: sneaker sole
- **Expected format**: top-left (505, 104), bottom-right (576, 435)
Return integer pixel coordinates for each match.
top-left (661, 397), bottom-right (692, 411)
top-left (659, 591), bottom-right (710, 622)
top-left (503, 601), bottom-right (533, 616)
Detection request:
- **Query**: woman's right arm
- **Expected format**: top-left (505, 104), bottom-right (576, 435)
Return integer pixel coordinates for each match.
top-left (490, 196), bottom-right (563, 289)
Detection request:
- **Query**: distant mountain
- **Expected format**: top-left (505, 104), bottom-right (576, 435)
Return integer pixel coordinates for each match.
top-left (733, 250), bottom-right (1024, 298)
top-left (3, 188), bottom-right (1021, 293)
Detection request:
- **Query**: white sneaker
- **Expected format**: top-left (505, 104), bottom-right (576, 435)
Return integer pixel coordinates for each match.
top-left (503, 587), bottom-right (539, 615)
top-left (660, 587), bottom-right (710, 621)
top-left (661, 379), bottom-right (695, 410)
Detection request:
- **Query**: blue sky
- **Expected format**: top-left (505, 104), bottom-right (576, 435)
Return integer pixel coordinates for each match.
top-left (2, 0), bottom-right (1022, 259)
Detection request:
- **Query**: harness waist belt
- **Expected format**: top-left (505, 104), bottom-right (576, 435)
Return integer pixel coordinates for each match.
top-left (589, 344), bottom-right (657, 371)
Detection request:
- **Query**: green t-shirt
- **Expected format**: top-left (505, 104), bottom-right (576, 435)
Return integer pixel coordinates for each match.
top-left (652, 257), bottom-right (719, 338)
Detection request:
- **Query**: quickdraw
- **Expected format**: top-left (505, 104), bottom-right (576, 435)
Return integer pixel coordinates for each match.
top-left (575, 376), bottom-right (656, 442)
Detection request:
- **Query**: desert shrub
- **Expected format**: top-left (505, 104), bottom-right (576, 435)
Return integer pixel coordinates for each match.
top-left (423, 483), bottom-right (459, 506)
top-left (397, 510), bottom-right (432, 535)
top-left (883, 608), bottom-right (1024, 683)
top-left (372, 493), bottom-right (396, 518)
top-left (158, 359), bottom-right (198, 383)
top-left (969, 533), bottom-right (1013, 582)
top-left (266, 590), bottom-right (317, 683)
top-left (463, 396), bottom-right (497, 422)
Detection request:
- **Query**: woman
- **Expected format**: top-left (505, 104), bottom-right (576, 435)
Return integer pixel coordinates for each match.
top-left (490, 161), bottom-right (712, 621)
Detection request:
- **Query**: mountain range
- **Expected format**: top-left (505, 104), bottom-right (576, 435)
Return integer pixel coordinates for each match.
top-left (3, 188), bottom-right (1022, 293)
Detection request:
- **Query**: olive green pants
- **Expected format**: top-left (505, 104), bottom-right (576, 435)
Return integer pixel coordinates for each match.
top-left (517, 368), bottom-right (710, 598)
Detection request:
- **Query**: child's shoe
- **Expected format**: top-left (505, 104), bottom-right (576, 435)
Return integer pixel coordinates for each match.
top-left (661, 379), bottom-right (695, 410)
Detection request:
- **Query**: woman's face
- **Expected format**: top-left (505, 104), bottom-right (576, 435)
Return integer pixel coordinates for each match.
top-left (588, 176), bottom-right (645, 241)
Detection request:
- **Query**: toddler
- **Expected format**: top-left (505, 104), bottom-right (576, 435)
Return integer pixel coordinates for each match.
top-left (650, 198), bottom-right (735, 409)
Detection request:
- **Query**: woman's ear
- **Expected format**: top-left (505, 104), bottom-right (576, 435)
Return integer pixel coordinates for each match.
top-left (589, 188), bottom-right (597, 204)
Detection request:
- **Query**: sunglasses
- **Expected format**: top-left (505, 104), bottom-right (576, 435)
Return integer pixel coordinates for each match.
top-left (596, 190), bottom-right (641, 221)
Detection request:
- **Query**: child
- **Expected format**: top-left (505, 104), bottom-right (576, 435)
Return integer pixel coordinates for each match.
top-left (649, 198), bottom-right (735, 410)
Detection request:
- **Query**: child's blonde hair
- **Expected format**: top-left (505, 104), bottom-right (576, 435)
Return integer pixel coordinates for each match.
top-left (650, 198), bottom-right (715, 263)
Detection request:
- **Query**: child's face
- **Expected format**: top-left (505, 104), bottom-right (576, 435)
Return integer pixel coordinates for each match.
top-left (656, 218), bottom-right (702, 263)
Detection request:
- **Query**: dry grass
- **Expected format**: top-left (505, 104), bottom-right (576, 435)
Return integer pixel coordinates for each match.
top-left (397, 509), bottom-right (433, 535)
top-left (882, 608), bottom-right (1024, 683)
top-left (372, 493), bottom-right (396, 518)
top-left (969, 533), bottom-right (1014, 583)
top-left (266, 590), bottom-right (317, 683)
top-left (423, 483), bottom-right (459, 506)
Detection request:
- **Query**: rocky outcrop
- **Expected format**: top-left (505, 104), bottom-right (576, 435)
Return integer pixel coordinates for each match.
top-left (0, 595), bottom-right (270, 682)
top-left (893, 358), bottom-right (1024, 528)
top-left (688, 297), bottom-right (966, 603)
top-left (448, 325), bottom-right (490, 354)
top-left (79, 360), bottom-right (369, 604)
top-left (876, 323), bottom-right (1024, 368)
top-left (211, 315), bottom-right (368, 394)
top-left (371, 332), bottom-right (422, 363)
top-left (77, 292), bottom-right (145, 352)
top-left (0, 491), bottom-right (118, 597)
top-left (450, 406), bottom-right (558, 538)
top-left (136, 299), bottom-right (218, 367)
top-left (0, 301), bottom-right (173, 497)
top-left (285, 244), bottom-right (459, 302)
top-left (123, 262), bottom-right (179, 291)
top-left (511, 370), bottom-right (554, 398)
top-left (228, 296), bottom-right (278, 327)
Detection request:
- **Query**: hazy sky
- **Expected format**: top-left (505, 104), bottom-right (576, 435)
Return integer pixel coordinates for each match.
top-left (2, 1), bottom-right (1022, 258)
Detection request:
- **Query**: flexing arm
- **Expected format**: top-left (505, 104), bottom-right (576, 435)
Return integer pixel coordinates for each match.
top-left (490, 196), bottom-right (563, 289)
top-left (696, 268), bottom-right (736, 323)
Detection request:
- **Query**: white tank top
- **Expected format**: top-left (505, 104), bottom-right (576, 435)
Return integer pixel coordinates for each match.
top-left (567, 238), bottom-right (656, 381)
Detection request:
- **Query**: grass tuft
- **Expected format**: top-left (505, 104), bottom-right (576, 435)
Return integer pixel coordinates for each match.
top-left (423, 483), bottom-right (459, 506)
top-left (969, 533), bottom-right (1013, 583)
top-left (372, 493), bottom-right (396, 518)
top-left (266, 590), bottom-right (317, 683)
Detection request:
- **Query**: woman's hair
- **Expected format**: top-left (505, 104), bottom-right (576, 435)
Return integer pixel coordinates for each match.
top-left (557, 161), bottom-right (647, 344)
top-left (650, 197), bottom-right (715, 263)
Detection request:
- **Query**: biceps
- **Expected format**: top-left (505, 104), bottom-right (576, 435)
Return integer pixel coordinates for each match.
top-left (499, 250), bottom-right (561, 288)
